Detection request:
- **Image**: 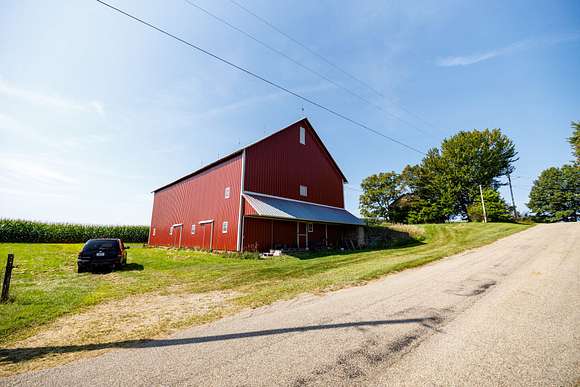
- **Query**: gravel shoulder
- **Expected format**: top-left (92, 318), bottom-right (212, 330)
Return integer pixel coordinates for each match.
top-left (2, 223), bottom-right (578, 386)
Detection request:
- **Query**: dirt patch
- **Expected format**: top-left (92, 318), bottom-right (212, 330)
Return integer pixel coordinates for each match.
top-left (0, 289), bottom-right (240, 377)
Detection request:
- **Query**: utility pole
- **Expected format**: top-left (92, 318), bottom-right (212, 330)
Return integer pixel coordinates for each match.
top-left (479, 184), bottom-right (488, 223)
top-left (507, 173), bottom-right (517, 219)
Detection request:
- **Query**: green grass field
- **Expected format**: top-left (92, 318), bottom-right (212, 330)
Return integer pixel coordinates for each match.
top-left (0, 223), bottom-right (531, 346)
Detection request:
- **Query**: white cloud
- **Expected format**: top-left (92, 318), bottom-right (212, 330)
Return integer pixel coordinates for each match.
top-left (191, 82), bottom-right (334, 119)
top-left (437, 32), bottom-right (580, 67)
top-left (88, 101), bottom-right (105, 115)
top-left (0, 112), bottom-right (19, 128)
top-left (0, 155), bottom-right (78, 186)
top-left (437, 50), bottom-right (503, 67)
top-left (0, 112), bottom-right (114, 156)
top-left (0, 187), bottom-right (71, 199)
top-left (0, 78), bottom-right (105, 114)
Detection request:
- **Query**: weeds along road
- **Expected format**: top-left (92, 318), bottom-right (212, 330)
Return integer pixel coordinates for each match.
top-left (3, 223), bottom-right (579, 386)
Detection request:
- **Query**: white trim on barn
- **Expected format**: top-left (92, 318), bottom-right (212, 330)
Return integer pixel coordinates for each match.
top-left (236, 149), bottom-right (246, 252)
top-left (243, 190), bottom-right (346, 211)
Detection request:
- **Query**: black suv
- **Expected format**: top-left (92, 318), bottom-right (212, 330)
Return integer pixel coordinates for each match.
top-left (78, 239), bottom-right (129, 273)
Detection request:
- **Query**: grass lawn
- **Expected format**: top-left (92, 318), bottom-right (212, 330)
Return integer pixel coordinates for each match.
top-left (0, 222), bottom-right (531, 348)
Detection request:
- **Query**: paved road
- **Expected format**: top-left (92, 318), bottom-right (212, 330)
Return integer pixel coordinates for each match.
top-left (2, 223), bottom-right (579, 386)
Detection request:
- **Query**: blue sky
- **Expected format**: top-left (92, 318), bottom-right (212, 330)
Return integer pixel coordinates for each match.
top-left (1, 0), bottom-right (579, 224)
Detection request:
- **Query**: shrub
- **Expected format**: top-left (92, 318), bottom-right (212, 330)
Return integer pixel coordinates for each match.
top-left (467, 188), bottom-right (513, 222)
top-left (0, 219), bottom-right (149, 243)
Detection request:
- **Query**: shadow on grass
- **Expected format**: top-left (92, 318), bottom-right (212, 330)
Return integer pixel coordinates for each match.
top-left (118, 263), bottom-right (144, 272)
top-left (0, 317), bottom-right (441, 364)
top-left (89, 263), bottom-right (144, 274)
top-left (288, 239), bottom-right (425, 260)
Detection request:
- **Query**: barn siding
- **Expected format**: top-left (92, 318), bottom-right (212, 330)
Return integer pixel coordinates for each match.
top-left (243, 217), bottom-right (273, 252)
top-left (244, 199), bottom-right (258, 216)
top-left (244, 217), bottom-right (297, 251)
top-left (244, 121), bottom-right (345, 208)
top-left (149, 155), bottom-right (242, 251)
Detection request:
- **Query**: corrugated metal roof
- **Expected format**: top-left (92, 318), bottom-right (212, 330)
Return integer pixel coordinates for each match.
top-left (244, 193), bottom-right (364, 225)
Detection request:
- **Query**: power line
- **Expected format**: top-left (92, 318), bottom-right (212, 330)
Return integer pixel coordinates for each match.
top-left (95, 0), bottom-right (426, 155)
top-left (182, 0), bottom-right (432, 137)
top-left (228, 0), bottom-right (440, 132)
top-left (229, 0), bottom-right (382, 98)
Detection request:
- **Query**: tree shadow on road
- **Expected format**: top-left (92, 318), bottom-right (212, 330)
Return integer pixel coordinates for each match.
top-left (0, 317), bottom-right (441, 364)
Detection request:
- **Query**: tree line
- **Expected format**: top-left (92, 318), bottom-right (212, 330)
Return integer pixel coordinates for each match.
top-left (359, 122), bottom-right (579, 224)
top-left (527, 121), bottom-right (579, 222)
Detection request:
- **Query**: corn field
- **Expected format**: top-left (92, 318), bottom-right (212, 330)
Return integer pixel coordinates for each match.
top-left (0, 219), bottom-right (149, 243)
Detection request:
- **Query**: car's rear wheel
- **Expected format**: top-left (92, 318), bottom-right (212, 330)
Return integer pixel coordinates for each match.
top-left (78, 265), bottom-right (87, 273)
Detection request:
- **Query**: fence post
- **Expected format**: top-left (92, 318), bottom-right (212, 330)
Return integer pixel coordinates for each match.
top-left (1, 254), bottom-right (14, 303)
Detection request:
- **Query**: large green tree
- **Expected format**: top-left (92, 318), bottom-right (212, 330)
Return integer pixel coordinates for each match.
top-left (527, 165), bottom-right (579, 222)
top-left (359, 171), bottom-right (405, 221)
top-left (569, 120), bottom-right (580, 163)
top-left (401, 156), bottom-right (454, 223)
top-left (407, 129), bottom-right (517, 220)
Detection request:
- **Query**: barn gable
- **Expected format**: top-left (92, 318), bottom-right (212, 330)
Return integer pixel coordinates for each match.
top-left (244, 118), bottom-right (346, 208)
top-left (244, 118), bottom-right (347, 182)
top-left (152, 118), bottom-right (345, 193)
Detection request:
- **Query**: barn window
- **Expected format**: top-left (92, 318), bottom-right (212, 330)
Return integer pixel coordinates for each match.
top-left (308, 223), bottom-right (313, 233)
top-left (299, 126), bottom-right (306, 145)
top-left (222, 221), bottom-right (228, 233)
top-left (191, 224), bottom-right (196, 235)
top-left (152, 227), bottom-right (156, 237)
top-left (224, 186), bottom-right (231, 199)
top-left (169, 226), bottom-right (173, 236)
top-left (300, 185), bottom-right (308, 197)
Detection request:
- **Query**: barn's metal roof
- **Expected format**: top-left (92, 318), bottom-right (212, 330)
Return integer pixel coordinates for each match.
top-left (243, 193), bottom-right (364, 225)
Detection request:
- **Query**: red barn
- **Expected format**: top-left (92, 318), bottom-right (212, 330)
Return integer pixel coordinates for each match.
top-left (148, 118), bottom-right (363, 252)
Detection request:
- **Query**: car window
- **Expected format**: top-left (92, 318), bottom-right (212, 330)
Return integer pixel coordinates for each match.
top-left (83, 240), bottom-right (120, 252)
